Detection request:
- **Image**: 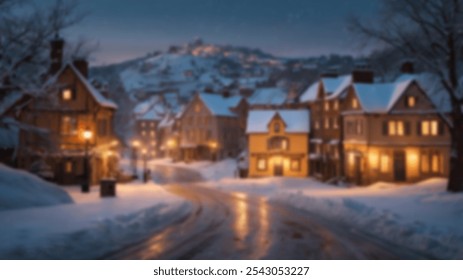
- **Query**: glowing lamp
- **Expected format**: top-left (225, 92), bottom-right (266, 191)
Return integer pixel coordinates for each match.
top-left (83, 128), bottom-right (93, 140)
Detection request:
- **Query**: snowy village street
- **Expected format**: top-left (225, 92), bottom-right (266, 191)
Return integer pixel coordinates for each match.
top-left (106, 165), bottom-right (430, 260)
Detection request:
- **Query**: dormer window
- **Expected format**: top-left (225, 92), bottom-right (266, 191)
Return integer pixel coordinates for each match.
top-left (274, 122), bottom-right (280, 133)
top-left (352, 98), bottom-right (359, 109)
top-left (406, 96), bottom-right (416, 108)
top-left (61, 88), bottom-right (73, 101)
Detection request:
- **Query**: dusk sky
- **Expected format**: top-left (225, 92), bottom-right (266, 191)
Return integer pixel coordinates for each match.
top-left (45, 0), bottom-right (380, 65)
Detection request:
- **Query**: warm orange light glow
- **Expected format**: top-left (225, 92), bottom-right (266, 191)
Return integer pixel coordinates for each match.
top-left (233, 192), bottom-right (249, 248)
top-left (368, 150), bottom-right (379, 170)
top-left (209, 141), bottom-right (218, 149)
top-left (407, 149), bottom-right (419, 178)
top-left (132, 140), bottom-right (140, 147)
top-left (167, 139), bottom-right (176, 148)
top-left (141, 148), bottom-right (147, 155)
top-left (380, 154), bottom-right (389, 173)
top-left (83, 129), bottom-right (92, 140)
top-left (348, 152), bottom-right (355, 166)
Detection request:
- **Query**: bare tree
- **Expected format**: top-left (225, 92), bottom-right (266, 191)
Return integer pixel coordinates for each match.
top-left (0, 0), bottom-right (83, 99)
top-left (349, 0), bottom-right (463, 192)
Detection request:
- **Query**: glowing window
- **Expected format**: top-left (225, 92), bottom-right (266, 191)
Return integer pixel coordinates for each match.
top-left (407, 96), bottom-right (416, 108)
top-left (388, 121), bottom-right (404, 136)
top-left (290, 159), bottom-right (300, 171)
top-left (352, 98), bottom-right (359, 109)
top-left (421, 120), bottom-right (438, 136)
top-left (65, 161), bottom-right (73, 173)
top-left (431, 154), bottom-right (440, 173)
top-left (325, 119), bottom-right (330, 129)
top-left (62, 89), bottom-right (73, 100)
top-left (333, 100), bottom-right (339, 110)
top-left (421, 154), bottom-right (429, 173)
top-left (324, 102), bottom-right (330, 111)
top-left (61, 116), bottom-right (77, 135)
top-left (380, 154), bottom-right (389, 173)
top-left (257, 158), bottom-right (266, 171)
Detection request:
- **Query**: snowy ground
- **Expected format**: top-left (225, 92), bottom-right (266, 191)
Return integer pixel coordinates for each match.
top-left (0, 180), bottom-right (191, 259)
top-left (153, 158), bottom-right (463, 259)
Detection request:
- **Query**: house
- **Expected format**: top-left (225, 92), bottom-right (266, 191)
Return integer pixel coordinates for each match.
top-left (247, 87), bottom-right (288, 109)
top-left (299, 72), bottom-right (356, 181)
top-left (246, 109), bottom-right (310, 177)
top-left (342, 79), bottom-right (450, 185)
top-left (177, 92), bottom-right (247, 162)
top-left (16, 37), bottom-right (119, 185)
top-left (133, 100), bottom-right (164, 159)
top-left (158, 112), bottom-right (179, 159)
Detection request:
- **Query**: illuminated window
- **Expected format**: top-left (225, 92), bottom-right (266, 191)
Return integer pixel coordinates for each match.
top-left (141, 130), bottom-right (146, 136)
top-left (325, 119), bottom-right (330, 129)
top-left (431, 154), bottom-right (440, 173)
top-left (333, 118), bottom-right (339, 129)
top-left (281, 139), bottom-right (288, 150)
top-left (388, 121), bottom-right (405, 136)
top-left (65, 161), bottom-right (73, 173)
top-left (61, 116), bottom-right (77, 135)
top-left (421, 120), bottom-right (439, 136)
top-left (268, 137), bottom-right (289, 150)
top-left (406, 96), bottom-right (416, 108)
top-left (352, 98), bottom-right (359, 109)
top-left (141, 122), bottom-right (146, 127)
top-left (380, 154), bottom-right (389, 173)
top-left (257, 158), bottom-right (267, 171)
top-left (324, 101), bottom-right (330, 111)
top-left (150, 131), bottom-right (155, 137)
top-left (290, 159), bottom-right (300, 171)
top-left (61, 88), bottom-right (73, 100)
top-left (314, 120), bottom-right (320, 129)
top-left (333, 100), bottom-right (339, 110)
top-left (195, 104), bottom-right (200, 112)
top-left (421, 152), bottom-right (442, 174)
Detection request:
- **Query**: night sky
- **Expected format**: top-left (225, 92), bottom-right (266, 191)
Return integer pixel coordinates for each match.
top-left (42, 0), bottom-right (380, 65)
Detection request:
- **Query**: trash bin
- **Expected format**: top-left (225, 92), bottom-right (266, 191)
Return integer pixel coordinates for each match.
top-left (81, 182), bottom-right (90, 193)
top-left (100, 179), bottom-right (116, 197)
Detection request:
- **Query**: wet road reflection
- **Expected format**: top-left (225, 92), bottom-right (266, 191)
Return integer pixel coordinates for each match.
top-left (105, 165), bottom-right (431, 260)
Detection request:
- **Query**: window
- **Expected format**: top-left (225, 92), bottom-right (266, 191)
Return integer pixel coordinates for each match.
top-left (257, 158), bottom-right (267, 171)
top-left (325, 118), bottom-right (330, 129)
top-left (141, 130), bottom-right (146, 136)
top-left (380, 154), bottom-right (389, 173)
top-left (386, 121), bottom-right (406, 136)
top-left (268, 136), bottom-right (289, 151)
top-left (61, 116), bottom-right (77, 135)
top-left (195, 104), bottom-right (200, 112)
top-left (420, 120), bottom-right (439, 136)
top-left (356, 120), bottom-right (363, 134)
top-left (290, 159), bottom-right (300, 171)
top-left (406, 96), bottom-right (416, 108)
top-left (314, 120), bottom-right (320, 129)
top-left (65, 161), bottom-right (73, 173)
top-left (141, 122), bottom-right (146, 128)
top-left (333, 100), bottom-right (339, 110)
top-left (274, 122), bottom-right (281, 133)
top-left (61, 88), bottom-right (73, 101)
top-left (150, 131), bottom-right (155, 137)
top-left (352, 98), bottom-right (359, 109)
top-left (333, 118), bottom-right (339, 129)
top-left (324, 101), bottom-right (330, 111)
top-left (421, 152), bottom-right (442, 174)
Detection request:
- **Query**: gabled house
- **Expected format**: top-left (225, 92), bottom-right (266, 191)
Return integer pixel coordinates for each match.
top-left (246, 109), bottom-right (310, 177)
top-left (133, 100), bottom-right (165, 159)
top-left (299, 72), bottom-right (356, 181)
top-left (342, 79), bottom-right (450, 185)
top-left (17, 37), bottom-right (119, 185)
top-left (178, 92), bottom-right (247, 162)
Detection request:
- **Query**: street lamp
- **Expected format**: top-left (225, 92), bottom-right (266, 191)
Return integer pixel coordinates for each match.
top-left (141, 148), bottom-right (148, 183)
top-left (82, 127), bottom-right (93, 193)
top-left (209, 141), bottom-right (218, 161)
top-left (131, 140), bottom-right (140, 178)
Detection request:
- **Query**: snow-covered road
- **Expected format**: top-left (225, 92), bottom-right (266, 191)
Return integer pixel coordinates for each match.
top-left (106, 165), bottom-right (431, 260)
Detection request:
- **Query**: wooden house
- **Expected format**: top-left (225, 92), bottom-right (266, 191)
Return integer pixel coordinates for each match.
top-left (247, 109), bottom-right (310, 177)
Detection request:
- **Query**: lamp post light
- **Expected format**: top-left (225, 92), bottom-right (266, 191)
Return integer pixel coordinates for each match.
top-left (209, 141), bottom-right (218, 162)
top-left (131, 140), bottom-right (140, 178)
top-left (82, 127), bottom-right (93, 193)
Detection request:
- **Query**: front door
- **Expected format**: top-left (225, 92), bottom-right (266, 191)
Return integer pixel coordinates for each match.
top-left (394, 151), bottom-right (406, 182)
top-left (274, 162), bottom-right (283, 176)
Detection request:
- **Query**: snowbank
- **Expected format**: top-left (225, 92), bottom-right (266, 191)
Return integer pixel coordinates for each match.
top-left (0, 164), bottom-right (73, 211)
top-left (0, 181), bottom-right (191, 259)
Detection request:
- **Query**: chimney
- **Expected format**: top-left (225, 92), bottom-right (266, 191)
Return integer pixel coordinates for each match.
top-left (400, 61), bottom-right (414, 74)
top-left (352, 60), bottom-right (374, 83)
top-left (222, 90), bottom-right (231, 98)
top-left (49, 35), bottom-right (65, 75)
top-left (73, 58), bottom-right (89, 78)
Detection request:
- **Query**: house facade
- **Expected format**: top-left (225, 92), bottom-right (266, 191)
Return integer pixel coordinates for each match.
top-left (342, 80), bottom-right (450, 185)
top-left (177, 93), bottom-right (247, 162)
top-left (247, 110), bottom-right (310, 178)
top-left (134, 105), bottom-right (163, 160)
top-left (16, 37), bottom-right (119, 185)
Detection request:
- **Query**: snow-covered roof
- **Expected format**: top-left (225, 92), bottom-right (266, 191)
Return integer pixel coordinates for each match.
top-left (158, 113), bottom-right (175, 128)
top-left (248, 87), bottom-right (287, 106)
top-left (198, 93), bottom-right (241, 117)
top-left (138, 105), bottom-right (164, 121)
top-left (299, 75), bottom-right (352, 103)
top-left (352, 80), bottom-right (413, 113)
top-left (49, 63), bottom-right (118, 109)
top-left (246, 109), bottom-right (310, 134)
top-left (395, 73), bottom-right (452, 113)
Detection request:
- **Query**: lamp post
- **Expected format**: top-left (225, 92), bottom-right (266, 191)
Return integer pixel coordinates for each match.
top-left (209, 141), bottom-right (218, 162)
top-left (82, 127), bottom-right (93, 193)
top-left (131, 140), bottom-right (140, 178)
top-left (142, 148), bottom-right (148, 183)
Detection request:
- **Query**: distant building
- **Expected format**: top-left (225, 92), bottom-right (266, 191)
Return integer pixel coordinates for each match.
top-left (342, 79), bottom-right (450, 185)
top-left (177, 92), bottom-right (248, 162)
top-left (247, 87), bottom-right (288, 109)
top-left (134, 103), bottom-right (164, 159)
top-left (17, 37), bottom-right (119, 185)
top-left (246, 109), bottom-right (310, 178)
